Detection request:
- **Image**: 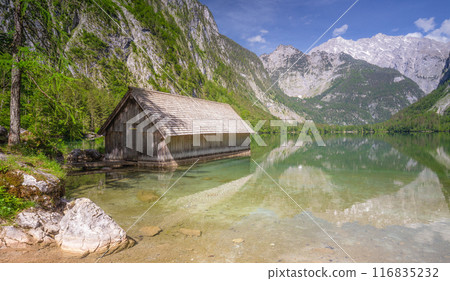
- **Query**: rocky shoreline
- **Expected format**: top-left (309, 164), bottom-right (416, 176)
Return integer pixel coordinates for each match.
top-left (0, 150), bottom-right (134, 257)
top-left (1, 198), bottom-right (135, 256)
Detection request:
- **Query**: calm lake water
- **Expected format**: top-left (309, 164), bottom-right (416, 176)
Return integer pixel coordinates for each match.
top-left (64, 134), bottom-right (450, 262)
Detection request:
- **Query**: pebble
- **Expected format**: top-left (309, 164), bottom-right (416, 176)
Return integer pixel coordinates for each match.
top-left (232, 238), bottom-right (244, 244)
top-left (140, 226), bottom-right (162, 237)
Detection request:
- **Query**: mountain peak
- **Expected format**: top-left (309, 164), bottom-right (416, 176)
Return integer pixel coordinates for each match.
top-left (260, 44), bottom-right (303, 72)
top-left (311, 34), bottom-right (450, 93)
top-left (273, 44), bottom-right (302, 56)
top-left (373, 33), bottom-right (388, 38)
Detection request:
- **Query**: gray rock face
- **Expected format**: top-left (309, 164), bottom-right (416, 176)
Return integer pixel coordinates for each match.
top-left (15, 208), bottom-right (62, 234)
top-left (27, 228), bottom-right (46, 243)
top-left (260, 45), bottom-right (347, 98)
top-left (36, 209), bottom-right (63, 235)
top-left (439, 53), bottom-right (450, 86)
top-left (430, 86), bottom-right (450, 115)
top-left (0, 226), bottom-right (34, 248)
top-left (311, 34), bottom-right (450, 94)
top-left (22, 173), bottom-right (56, 194)
top-left (11, 208), bottom-right (62, 246)
top-left (15, 211), bottom-right (41, 229)
top-left (55, 198), bottom-right (132, 255)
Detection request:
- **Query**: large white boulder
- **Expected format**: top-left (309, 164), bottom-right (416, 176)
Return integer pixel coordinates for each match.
top-left (55, 198), bottom-right (132, 256)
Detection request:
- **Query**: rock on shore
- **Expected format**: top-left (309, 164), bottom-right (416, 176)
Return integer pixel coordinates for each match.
top-left (0, 168), bottom-right (64, 209)
top-left (66, 149), bottom-right (103, 163)
top-left (1, 208), bottom-right (63, 248)
top-left (55, 198), bottom-right (134, 256)
top-left (0, 154), bottom-right (133, 256)
top-left (1, 198), bottom-right (134, 256)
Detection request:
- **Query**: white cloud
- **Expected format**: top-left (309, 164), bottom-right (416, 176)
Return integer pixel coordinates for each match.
top-left (424, 19), bottom-right (450, 43)
top-left (247, 29), bottom-right (270, 44)
top-left (332, 24), bottom-right (348, 37)
top-left (414, 17), bottom-right (436, 32)
top-left (438, 19), bottom-right (450, 36)
top-left (425, 32), bottom-right (449, 43)
top-left (247, 35), bottom-right (266, 43)
top-left (405, 32), bottom-right (423, 38)
top-left (405, 18), bottom-right (450, 43)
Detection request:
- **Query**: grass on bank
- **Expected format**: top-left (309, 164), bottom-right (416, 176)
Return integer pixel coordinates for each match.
top-left (0, 145), bottom-right (66, 179)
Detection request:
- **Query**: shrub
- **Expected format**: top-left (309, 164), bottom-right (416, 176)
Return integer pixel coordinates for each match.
top-left (0, 185), bottom-right (34, 221)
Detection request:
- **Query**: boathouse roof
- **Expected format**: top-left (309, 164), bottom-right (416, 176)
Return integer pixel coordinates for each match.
top-left (98, 87), bottom-right (254, 137)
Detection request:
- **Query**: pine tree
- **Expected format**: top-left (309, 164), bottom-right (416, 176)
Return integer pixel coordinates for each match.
top-left (8, 0), bottom-right (23, 145)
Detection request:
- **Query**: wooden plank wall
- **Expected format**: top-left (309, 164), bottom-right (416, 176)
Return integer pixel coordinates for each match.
top-left (164, 133), bottom-right (250, 160)
top-left (105, 97), bottom-right (143, 161)
top-left (104, 98), bottom-right (251, 162)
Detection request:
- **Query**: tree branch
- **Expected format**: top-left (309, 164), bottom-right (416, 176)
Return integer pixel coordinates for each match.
top-left (25, 71), bottom-right (56, 102)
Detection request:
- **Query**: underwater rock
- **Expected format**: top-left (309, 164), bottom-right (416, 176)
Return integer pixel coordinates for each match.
top-left (232, 238), bottom-right (244, 244)
top-left (137, 190), bottom-right (159, 203)
top-left (179, 228), bottom-right (202, 237)
top-left (140, 226), bottom-right (162, 237)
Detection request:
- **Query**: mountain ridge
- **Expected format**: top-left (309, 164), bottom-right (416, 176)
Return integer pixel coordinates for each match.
top-left (311, 33), bottom-right (450, 94)
top-left (260, 44), bottom-right (425, 125)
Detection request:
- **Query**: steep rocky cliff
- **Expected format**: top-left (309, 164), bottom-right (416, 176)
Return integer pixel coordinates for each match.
top-left (261, 44), bottom-right (424, 125)
top-left (260, 45), bottom-right (345, 98)
top-left (439, 53), bottom-right (450, 86)
top-left (0, 0), bottom-right (301, 131)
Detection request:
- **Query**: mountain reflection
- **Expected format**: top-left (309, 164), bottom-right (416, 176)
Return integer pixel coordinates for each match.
top-left (247, 134), bottom-right (450, 227)
top-left (66, 134), bottom-right (450, 230)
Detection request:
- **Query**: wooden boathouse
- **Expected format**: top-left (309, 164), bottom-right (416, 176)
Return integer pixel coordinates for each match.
top-left (98, 87), bottom-right (254, 166)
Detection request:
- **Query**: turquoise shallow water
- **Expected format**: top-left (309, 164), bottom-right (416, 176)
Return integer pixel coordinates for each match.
top-left (65, 134), bottom-right (450, 262)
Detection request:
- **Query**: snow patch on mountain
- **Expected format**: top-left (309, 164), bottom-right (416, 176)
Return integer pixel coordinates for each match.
top-left (311, 33), bottom-right (450, 94)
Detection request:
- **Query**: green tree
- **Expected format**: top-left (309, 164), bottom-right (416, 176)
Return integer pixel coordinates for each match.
top-left (8, 0), bottom-right (23, 145)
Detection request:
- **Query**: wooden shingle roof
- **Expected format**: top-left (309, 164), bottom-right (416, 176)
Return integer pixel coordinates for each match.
top-left (98, 87), bottom-right (254, 137)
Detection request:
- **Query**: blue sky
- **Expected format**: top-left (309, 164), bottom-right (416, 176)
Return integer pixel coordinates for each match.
top-left (200, 0), bottom-right (450, 55)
